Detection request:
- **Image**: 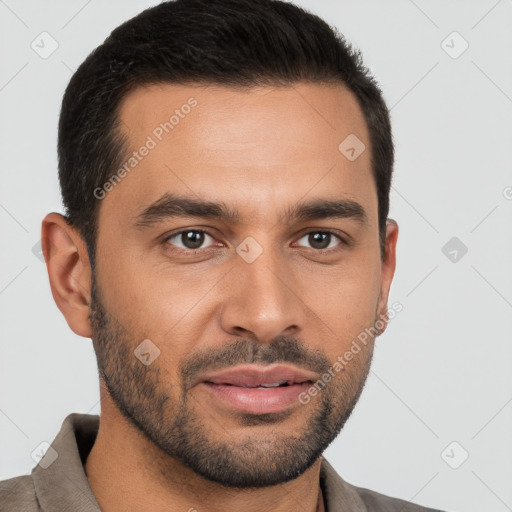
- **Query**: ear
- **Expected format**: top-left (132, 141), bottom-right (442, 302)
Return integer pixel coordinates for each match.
top-left (375, 219), bottom-right (399, 335)
top-left (41, 213), bottom-right (93, 338)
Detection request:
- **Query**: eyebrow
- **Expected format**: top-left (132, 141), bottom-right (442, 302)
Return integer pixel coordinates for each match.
top-left (134, 193), bottom-right (368, 228)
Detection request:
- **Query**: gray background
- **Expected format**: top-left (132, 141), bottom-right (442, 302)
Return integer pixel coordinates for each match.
top-left (1, 1), bottom-right (511, 511)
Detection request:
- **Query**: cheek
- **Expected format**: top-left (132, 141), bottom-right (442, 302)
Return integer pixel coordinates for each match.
top-left (97, 249), bottom-right (223, 342)
top-left (93, 260), bottom-right (215, 386)
top-left (300, 258), bottom-right (381, 348)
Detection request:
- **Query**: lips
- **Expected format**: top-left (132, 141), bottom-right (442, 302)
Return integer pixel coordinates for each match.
top-left (200, 364), bottom-right (316, 388)
top-left (197, 365), bottom-right (318, 414)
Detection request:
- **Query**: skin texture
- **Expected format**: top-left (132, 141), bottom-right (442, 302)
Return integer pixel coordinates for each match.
top-left (42, 82), bottom-right (398, 512)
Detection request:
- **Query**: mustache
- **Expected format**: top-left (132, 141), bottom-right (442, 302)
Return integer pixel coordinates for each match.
top-left (180, 335), bottom-right (330, 391)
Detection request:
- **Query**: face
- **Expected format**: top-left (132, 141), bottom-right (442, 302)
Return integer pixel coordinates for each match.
top-left (88, 82), bottom-right (397, 488)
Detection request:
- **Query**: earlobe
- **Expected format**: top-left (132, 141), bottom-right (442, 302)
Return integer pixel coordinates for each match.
top-left (41, 213), bottom-right (93, 338)
top-left (376, 219), bottom-right (399, 334)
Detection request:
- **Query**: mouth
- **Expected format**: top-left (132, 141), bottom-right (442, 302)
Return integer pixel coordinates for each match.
top-left (198, 364), bottom-right (317, 414)
top-left (204, 380), bottom-right (310, 388)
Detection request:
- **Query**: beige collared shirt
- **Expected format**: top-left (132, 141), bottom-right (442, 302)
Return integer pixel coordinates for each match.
top-left (0, 413), bottom-right (444, 511)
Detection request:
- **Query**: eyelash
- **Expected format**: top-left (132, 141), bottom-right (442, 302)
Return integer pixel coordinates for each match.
top-left (162, 229), bottom-right (347, 254)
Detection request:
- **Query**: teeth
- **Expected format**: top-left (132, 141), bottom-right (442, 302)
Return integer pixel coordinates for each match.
top-left (234, 381), bottom-right (291, 388)
top-left (260, 381), bottom-right (289, 388)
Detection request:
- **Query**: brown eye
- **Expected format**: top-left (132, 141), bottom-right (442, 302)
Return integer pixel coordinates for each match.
top-left (296, 231), bottom-right (342, 250)
top-left (165, 230), bottom-right (213, 250)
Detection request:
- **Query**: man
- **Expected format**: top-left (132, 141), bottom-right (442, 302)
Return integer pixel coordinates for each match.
top-left (0, 0), bottom-right (445, 510)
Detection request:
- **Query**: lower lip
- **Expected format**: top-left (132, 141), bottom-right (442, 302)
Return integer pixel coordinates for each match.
top-left (200, 382), bottom-right (312, 414)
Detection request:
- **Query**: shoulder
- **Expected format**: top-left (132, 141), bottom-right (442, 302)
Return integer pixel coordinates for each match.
top-left (320, 458), bottom-right (445, 512)
top-left (0, 474), bottom-right (40, 511)
top-left (352, 483), bottom-right (444, 512)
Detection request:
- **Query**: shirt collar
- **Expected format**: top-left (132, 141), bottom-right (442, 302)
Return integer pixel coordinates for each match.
top-left (31, 413), bottom-right (367, 512)
top-left (31, 413), bottom-right (101, 511)
top-left (319, 456), bottom-right (367, 511)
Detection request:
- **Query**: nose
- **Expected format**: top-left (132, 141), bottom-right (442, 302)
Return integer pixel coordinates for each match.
top-left (219, 247), bottom-right (304, 344)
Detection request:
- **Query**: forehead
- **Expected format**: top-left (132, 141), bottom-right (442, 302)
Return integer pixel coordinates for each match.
top-left (103, 82), bottom-right (376, 226)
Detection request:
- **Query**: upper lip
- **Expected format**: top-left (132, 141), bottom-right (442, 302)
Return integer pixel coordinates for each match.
top-left (199, 364), bottom-right (317, 387)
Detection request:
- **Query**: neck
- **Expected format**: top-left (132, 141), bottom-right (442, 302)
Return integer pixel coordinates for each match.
top-left (85, 392), bottom-right (324, 512)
